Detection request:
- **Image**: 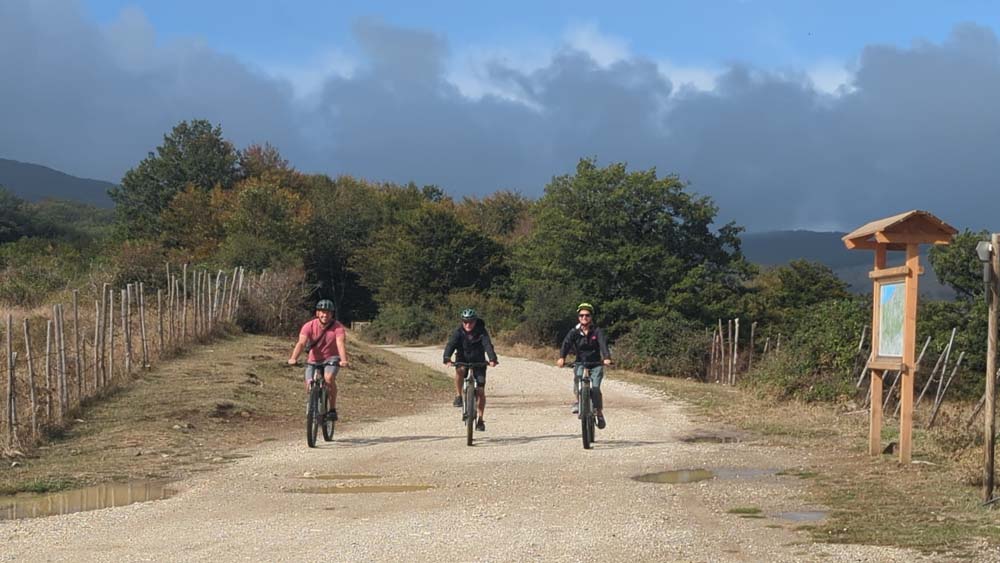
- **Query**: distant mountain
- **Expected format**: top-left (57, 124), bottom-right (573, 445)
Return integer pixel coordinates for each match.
top-left (742, 230), bottom-right (954, 299)
top-left (0, 158), bottom-right (114, 207)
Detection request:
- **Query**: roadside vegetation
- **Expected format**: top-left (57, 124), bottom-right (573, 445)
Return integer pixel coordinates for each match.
top-left (2, 119), bottom-right (997, 552)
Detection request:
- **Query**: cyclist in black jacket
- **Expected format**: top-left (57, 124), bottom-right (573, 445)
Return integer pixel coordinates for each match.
top-left (443, 308), bottom-right (498, 431)
top-left (557, 302), bottom-right (612, 429)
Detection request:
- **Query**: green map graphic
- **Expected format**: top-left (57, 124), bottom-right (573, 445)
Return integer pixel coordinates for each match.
top-left (879, 283), bottom-right (904, 357)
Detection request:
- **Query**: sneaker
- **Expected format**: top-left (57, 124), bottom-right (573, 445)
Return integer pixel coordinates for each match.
top-left (571, 404), bottom-right (579, 415)
top-left (475, 418), bottom-right (486, 432)
top-left (596, 415), bottom-right (606, 429)
top-left (326, 409), bottom-right (338, 422)
top-left (453, 396), bottom-right (463, 408)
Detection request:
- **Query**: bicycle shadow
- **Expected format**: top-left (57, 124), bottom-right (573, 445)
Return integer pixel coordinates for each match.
top-left (472, 433), bottom-right (578, 447)
top-left (328, 435), bottom-right (453, 448)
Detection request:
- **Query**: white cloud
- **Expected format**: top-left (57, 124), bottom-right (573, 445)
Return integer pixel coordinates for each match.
top-left (262, 49), bottom-right (358, 102)
top-left (806, 60), bottom-right (855, 95)
top-left (563, 22), bottom-right (631, 66)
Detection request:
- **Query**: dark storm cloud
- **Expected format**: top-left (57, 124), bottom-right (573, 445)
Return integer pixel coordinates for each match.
top-left (2, 1), bottom-right (999, 231)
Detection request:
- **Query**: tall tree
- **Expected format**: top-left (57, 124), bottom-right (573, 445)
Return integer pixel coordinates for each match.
top-left (110, 120), bottom-right (239, 239)
top-left (514, 158), bottom-right (749, 330)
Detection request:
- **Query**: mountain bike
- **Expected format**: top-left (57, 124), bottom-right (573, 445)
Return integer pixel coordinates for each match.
top-left (569, 361), bottom-right (604, 450)
top-left (305, 356), bottom-right (339, 448)
top-left (451, 361), bottom-right (488, 446)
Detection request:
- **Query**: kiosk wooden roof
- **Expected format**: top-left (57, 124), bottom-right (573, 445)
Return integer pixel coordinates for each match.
top-left (842, 210), bottom-right (958, 251)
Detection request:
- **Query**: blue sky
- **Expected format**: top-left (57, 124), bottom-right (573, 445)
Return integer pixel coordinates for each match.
top-left (4, 1), bottom-right (1000, 231)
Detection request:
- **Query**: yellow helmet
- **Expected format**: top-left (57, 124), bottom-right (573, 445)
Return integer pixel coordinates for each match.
top-left (576, 302), bottom-right (594, 315)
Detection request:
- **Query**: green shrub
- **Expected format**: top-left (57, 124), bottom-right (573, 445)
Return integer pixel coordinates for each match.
top-left (615, 312), bottom-right (712, 378)
top-left (742, 298), bottom-right (866, 401)
top-left (0, 238), bottom-right (85, 307)
top-left (361, 303), bottom-right (448, 344)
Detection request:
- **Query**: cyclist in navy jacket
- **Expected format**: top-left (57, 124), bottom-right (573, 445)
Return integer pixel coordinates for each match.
top-left (444, 308), bottom-right (498, 431)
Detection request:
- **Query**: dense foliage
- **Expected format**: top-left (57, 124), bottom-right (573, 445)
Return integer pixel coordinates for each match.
top-left (6, 120), bottom-right (994, 404)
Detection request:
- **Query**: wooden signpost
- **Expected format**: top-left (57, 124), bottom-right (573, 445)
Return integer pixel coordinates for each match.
top-left (843, 210), bottom-right (957, 464)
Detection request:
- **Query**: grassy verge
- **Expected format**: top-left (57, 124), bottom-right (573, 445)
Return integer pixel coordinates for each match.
top-left (615, 369), bottom-right (1000, 556)
top-left (1, 333), bottom-right (451, 496)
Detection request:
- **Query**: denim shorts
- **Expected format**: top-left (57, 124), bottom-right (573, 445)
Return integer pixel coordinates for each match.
top-left (305, 358), bottom-right (340, 381)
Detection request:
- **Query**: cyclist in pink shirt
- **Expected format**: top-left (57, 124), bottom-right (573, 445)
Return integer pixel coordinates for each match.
top-left (288, 299), bottom-right (350, 421)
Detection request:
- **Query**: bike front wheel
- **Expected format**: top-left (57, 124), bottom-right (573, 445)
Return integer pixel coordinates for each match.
top-left (581, 381), bottom-right (592, 450)
top-left (465, 381), bottom-right (476, 446)
top-left (306, 384), bottom-right (321, 448)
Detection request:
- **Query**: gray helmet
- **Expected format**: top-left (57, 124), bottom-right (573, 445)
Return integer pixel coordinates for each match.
top-left (315, 299), bottom-right (335, 312)
top-left (460, 308), bottom-right (477, 320)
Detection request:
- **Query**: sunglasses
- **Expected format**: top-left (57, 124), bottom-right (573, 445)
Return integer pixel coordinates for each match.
top-left (578, 313), bottom-right (591, 318)
top-left (462, 319), bottom-right (475, 323)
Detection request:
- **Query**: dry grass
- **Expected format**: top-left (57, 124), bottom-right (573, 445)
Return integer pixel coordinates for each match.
top-left (616, 369), bottom-right (1000, 556)
top-left (1, 333), bottom-right (451, 495)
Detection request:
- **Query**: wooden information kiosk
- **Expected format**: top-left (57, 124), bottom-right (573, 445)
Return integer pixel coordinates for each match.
top-left (843, 210), bottom-right (957, 463)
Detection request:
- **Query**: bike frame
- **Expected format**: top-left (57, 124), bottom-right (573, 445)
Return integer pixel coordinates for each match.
top-left (452, 361), bottom-right (488, 446)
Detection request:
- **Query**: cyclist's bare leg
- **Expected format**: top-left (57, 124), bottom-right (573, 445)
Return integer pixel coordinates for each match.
top-left (476, 387), bottom-right (486, 419)
top-left (324, 370), bottom-right (338, 410)
top-left (454, 367), bottom-right (466, 396)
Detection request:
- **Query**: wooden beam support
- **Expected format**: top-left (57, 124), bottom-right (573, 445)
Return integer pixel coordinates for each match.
top-left (874, 231), bottom-right (953, 245)
top-left (899, 243), bottom-right (920, 464)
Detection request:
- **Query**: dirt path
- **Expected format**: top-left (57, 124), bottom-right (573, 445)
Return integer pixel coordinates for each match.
top-left (1, 346), bottom-right (927, 562)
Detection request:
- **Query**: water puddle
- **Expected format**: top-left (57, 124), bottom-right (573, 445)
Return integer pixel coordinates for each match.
top-left (633, 469), bottom-right (715, 484)
top-left (303, 474), bottom-right (379, 480)
top-left (290, 485), bottom-right (434, 494)
top-left (681, 434), bottom-right (741, 444)
top-left (0, 481), bottom-right (176, 520)
top-left (714, 468), bottom-right (779, 479)
top-left (777, 510), bottom-right (829, 522)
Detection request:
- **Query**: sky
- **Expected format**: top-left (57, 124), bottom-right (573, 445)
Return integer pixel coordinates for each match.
top-left (2, 0), bottom-right (1000, 232)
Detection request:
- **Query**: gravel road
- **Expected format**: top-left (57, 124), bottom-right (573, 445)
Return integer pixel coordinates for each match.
top-left (1, 347), bottom-right (931, 562)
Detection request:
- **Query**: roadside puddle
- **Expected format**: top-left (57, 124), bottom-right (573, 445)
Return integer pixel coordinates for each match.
top-left (776, 510), bottom-right (828, 522)
top-left (0, 481), bottom-right (176, 520)
top-left (290, 485), bottom-right (434, 494)
top-left (681, 434), bottom-right (741, 444)
top-left (302, 474), bottom-right (379, 480)
top-left (633, 469), bottom-right (715, 484)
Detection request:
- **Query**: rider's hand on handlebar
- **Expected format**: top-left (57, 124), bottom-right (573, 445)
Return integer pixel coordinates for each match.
top-left (444, 360), bottom-right (453, 367)
top-left (339, 359), bottom-right (349, 368)
top-left (603, 359), bottom-right (612, 366)
top-left (287, 358), bottom-right (298, 366)
top-left (556, 358), bottom-right (565, 368)
top-left (489, 360), bottom-right (497, 367)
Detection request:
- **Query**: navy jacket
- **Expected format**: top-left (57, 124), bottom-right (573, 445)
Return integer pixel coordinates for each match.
top-left (443, 319), bottom-right (498, 364)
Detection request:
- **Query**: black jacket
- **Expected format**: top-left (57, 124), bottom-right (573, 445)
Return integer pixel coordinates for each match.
top-left (560, 325), bottom-right (611, 364)
top-left (443, 319), bottom-right (498, 364)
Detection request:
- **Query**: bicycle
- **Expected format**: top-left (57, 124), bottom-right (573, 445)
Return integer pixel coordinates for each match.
top-left (305, 356), bottom-right (339, 448)
top-left (568, 361), bottom-right (604, 450)
top-left (450, 361), bottom-right (488, 446)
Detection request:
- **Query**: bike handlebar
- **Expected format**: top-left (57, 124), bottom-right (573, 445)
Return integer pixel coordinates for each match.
top-left (563, 361), bottom-right (607, 368)
top-left (449, 361), bottom-right (490, 367)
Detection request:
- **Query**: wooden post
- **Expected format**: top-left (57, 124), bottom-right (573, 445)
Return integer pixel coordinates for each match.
top-left (92, 300), bottom-right (100, 393)
top-left (122, 289), bottom-right (130, 375)
top-left (72, 290), bottom-right (81, 405)
top-left (108, 290), bottom-right (115, 383)
top-left (726, 319), bottom-right (733, 385)
top-left (44, 320), bottom-right (52, 420)
top-left (6, 314), bottom-right (14, 448)
top-left (899, 243), bottom-right (920, 464)
top-left (182, 264), bottom-right (188, 341)
top-left (985, 233), bottom-right (999, 501)
top-left (934, 327), bottom-right (958, 408)
top-left (157, 289), bottom-right (164, 360)
top-left (748, 321), bottom-right (757, 372)
top-left (139, 283), bottom-right (150, 368)
top-left (100, 284), bottom-right (109, 386)
top-left (23, 319), bottom-right (38, 439)
top-left (916, 344), bottom-right (949, 410)
top-left (234, 268), bottom-right (245, 319)
top-left (732, 318), bottom-right (740, 384)
top-left (227, 267), bottom-right (239, 321)
top-left (869, 245), bottom-right (887, 456)
top-left (56, 305), bottom-right (68, 420)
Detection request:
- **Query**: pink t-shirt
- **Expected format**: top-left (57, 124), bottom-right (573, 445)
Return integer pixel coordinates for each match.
top-left (300, 319), bottom-right (346, 363)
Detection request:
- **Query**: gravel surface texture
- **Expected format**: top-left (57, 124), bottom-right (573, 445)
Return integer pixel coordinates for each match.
top-left (1, 347), bottom-right (936, 562)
